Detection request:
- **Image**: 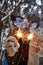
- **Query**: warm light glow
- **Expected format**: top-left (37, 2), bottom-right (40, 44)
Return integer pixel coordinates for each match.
top-left (17, 28), bottom-right (23, 39)
top-left (27, 33), bottom-right (33, 40)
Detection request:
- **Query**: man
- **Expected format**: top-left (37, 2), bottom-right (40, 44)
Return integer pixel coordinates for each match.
top-left (2, 36), bottom-right (20, 65)
top-left (28, 31), bottom-right (43, 65)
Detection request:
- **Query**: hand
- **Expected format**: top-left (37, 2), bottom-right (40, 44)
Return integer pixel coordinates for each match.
top-left (34, 46), bottom-right (40, 53)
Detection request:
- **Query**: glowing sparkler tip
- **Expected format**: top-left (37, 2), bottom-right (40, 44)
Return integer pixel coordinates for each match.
top-left (17, 28), bottom-right (23, 39)
top-left (27, 33), bottom-right (33, 40)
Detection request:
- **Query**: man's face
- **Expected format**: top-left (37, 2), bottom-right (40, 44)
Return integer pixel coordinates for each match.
top-left (6, 36), bottom-right (20, 57)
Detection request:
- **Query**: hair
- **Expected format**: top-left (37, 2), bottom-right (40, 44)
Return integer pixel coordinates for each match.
top-left (27, 14), bottom-right (40, 22)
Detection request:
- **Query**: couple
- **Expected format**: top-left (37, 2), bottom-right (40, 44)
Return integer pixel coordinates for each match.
top-left (2, 30), bottom-right (43, 65)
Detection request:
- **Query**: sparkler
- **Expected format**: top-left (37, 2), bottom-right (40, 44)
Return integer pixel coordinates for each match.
top-left (16, 28), bottom-right (34, 42)
top-left (16, 28), bottom-right (23, 39)
top-left (27, 33), bottom-right (34, 41)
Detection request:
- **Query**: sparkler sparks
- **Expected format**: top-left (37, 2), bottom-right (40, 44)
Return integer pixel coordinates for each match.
top-left (15, 28), bottom-right (34, 41)
top-left (27, 33), bottom-right (34, 40)
top-left (16, 28), bottom-right (23, 39)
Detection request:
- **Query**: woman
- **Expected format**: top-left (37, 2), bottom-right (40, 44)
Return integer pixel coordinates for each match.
top-left (2, 36), bottom-right (20, 65)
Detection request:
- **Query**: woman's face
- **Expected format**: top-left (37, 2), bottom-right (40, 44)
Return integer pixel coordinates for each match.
top-left (6, 36), bottom-right (20, 57)
top-left (6, 43), bottom-right (16, 57)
